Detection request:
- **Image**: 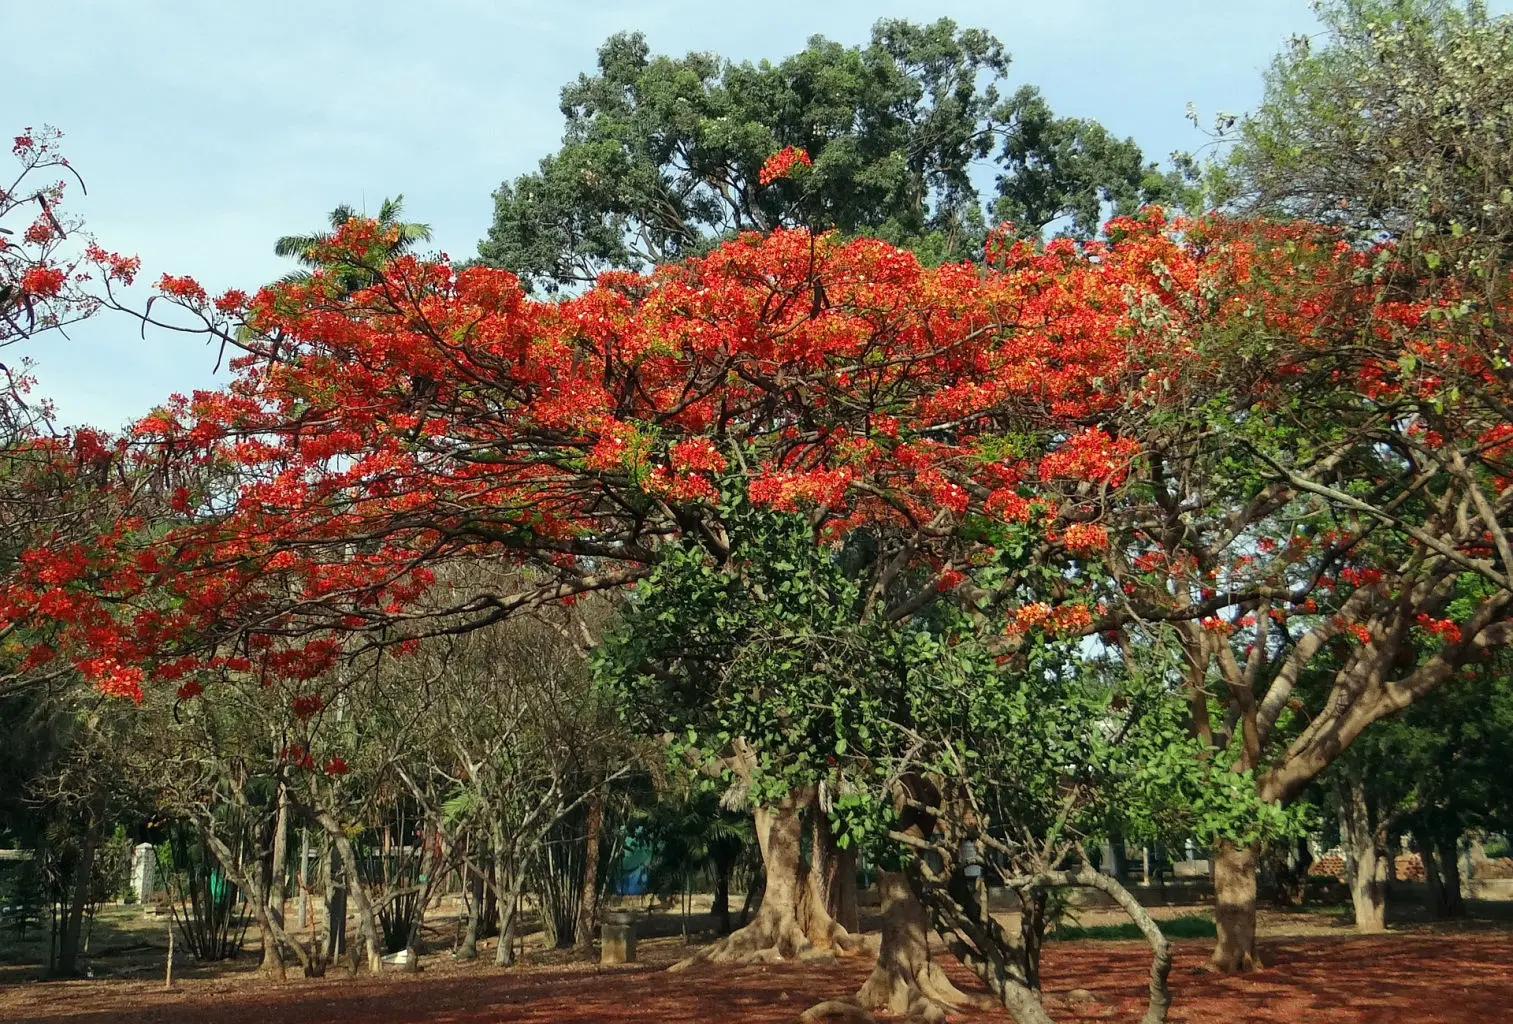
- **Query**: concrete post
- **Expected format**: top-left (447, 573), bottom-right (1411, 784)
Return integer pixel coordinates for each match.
top-left (600, 910), bottom-right (638, 964)
top-left (130, 843), bottom-right (156, 903)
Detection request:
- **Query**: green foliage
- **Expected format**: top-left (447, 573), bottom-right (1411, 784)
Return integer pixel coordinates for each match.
top-left (273, 195), bottom-right (433, 291)
top-left (0, 857), bottom-right (45, 940)
top-left (1325, 649), bottom-right (1513, 839)
top-left (479, 19), bottom-right (1176, 290)
top-left (1216, 0), bottom-right (1513, 276)
top-left (1051, 913), bottom-right (1216, 942)
top-left (594, 480), bottom-right (1283, 873)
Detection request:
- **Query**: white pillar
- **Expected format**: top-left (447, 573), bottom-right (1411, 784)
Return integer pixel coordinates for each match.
top-left (130, 843), bottom-right (156, 903)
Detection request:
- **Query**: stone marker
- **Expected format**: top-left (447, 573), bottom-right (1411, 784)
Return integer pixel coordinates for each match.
top-left (131, 843), bottom-right (156, 903)
top-left (600, 910), bottom-right (638, 964)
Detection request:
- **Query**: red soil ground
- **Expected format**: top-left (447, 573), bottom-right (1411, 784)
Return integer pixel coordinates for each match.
top-left (1, 932), bottom-right (1509, 1024)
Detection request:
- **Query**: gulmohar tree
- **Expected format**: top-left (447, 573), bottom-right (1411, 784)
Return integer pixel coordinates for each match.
top-left (15, 52), bottom-right (1513, 1005)
top-left (35, 188), bottom-right (1513, 988)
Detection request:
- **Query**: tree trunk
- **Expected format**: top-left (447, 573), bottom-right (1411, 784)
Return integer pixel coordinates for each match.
top-left (54, 823), bottom-right (99, 977)
top-left (492, 849), bottom-right (531, 968)
top-left (199, 824), bottom-right (315, 979)
top-left (1017, 886), bottom-right (1049, 992)
top-left (401, 822), bottom-right (442, 971)
top-left (850, 870), bottom-right (1000, 1024)
top-left (1209, 839), bottom-right (1259, 971)
top-left (711, 855), bottom-right (733, 936)
top-left (572, 788), bottom-right (605, 955)
top-left (324, 823), bottom-right (381, 974)
top-left (1437, 834), bottom-right (1464, 918)
top-left (1337, 769), bottom-right (1386, 933)
top-left (1420, 841), bottom-right (1448, 917)
top-left (297, 828), bottom-right (310, 929)
top-left (737, 871), bottom-right (763, 928)
top-left (481, 853), bottom-right (499, 939)
top-left (456, 855), bottom-right (486, 960)
top-left (491, 824), bottom-right (540, 968)
top-left (670, 789), bottom-right (857, 969)
top-left (813, 810), bottom-right (860, 933)
top-left (261, 784), bottom-right (291, 975)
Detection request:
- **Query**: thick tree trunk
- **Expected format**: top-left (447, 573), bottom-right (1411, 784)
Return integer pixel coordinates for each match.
top-left (850, 871), bottom-right (999, 1024)
top-left (1345, 841), bottom-right (1387, 933)
top-left (573, 789), bottom-right (605, 955)
top-left (813, 810), bottom-right (860, 933)
top-left (261, 785), bottom-right (291, 974)
top-left (1209, 839), bottom-right (1259, 971)
top-left (54, 824), bottom-right (99, 977)
top-left (670, 790), bottom-right (857, 970)
top-left (1338, 770), bottom-right (1386, 933)
top-left (1437, 834), bottom-right (1465, 918)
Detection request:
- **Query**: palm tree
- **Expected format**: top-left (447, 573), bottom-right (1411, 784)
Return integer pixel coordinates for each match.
top-left (273, 195), bottom-right (433, 291)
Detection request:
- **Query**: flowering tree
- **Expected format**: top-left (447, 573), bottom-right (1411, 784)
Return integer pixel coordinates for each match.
top-left (17, 171), bottom-right (1513, 999)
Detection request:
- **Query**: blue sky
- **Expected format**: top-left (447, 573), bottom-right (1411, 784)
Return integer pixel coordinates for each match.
top-left (8, 1), bottom-right (1392, 428)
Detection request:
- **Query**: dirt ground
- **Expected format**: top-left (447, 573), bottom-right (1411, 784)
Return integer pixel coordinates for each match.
top-left (1, 916), bottom-right (1510, 1024)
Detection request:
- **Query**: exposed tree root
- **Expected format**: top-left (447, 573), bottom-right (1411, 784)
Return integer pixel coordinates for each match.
top-left (797, 1000), bottom-right (877, 1024)
top-left (849, 871), bottom-right (998, 1023)
top-left (671, 790), bottom-right (862, 972)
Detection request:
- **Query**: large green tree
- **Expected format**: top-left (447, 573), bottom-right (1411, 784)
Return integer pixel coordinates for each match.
top-left (596, 488), bottom-right (1266, 1024)
top-left (478, 19), bottom-right (1177, 291)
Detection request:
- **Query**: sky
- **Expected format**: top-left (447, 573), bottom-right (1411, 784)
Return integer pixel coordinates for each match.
top-left (7, 0), bottom-right (1393, 428)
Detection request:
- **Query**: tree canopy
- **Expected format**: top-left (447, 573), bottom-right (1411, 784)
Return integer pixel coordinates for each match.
top-left (477, 19), bottom-right (1178, 290)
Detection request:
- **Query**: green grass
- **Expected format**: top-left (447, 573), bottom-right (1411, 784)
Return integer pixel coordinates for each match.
top-left (1051, 913), bottom-right (1216, 942)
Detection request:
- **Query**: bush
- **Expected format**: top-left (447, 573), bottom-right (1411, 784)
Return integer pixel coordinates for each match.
top-left (0, 858), bottom-right (46, 941)
top-left (1051, 913), bottom-right (1215, 942)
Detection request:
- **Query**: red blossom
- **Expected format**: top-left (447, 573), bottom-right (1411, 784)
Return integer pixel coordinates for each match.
top-left (19, 265), bottom-right (65, 297)
top-left (758, 146), bottom-right (812, 185)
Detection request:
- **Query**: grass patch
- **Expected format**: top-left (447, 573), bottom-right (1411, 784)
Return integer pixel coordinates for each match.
top-left (1051, 913), bottom-right (1216, 941)
top-left (1290, 903), bottom-right (1352, 917)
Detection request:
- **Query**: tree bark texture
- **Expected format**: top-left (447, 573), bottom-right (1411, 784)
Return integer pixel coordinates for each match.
top-left (813, 810), bottom-right (860, 933)
top-left (851, 871), bottom-right (997, 1024)
top-left (670, 789), bottom-right (858, 970)
top-left (1338, 769), bottom-right (1387, 933)
top-left (573, 789), bottom-right (605, 954)
top-left (1209, 839), bottom-right (1260, 971)
top-left (261, 785), bottom-right (291, 974)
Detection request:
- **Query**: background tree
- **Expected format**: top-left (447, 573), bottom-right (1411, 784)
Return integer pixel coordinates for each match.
top-left (274, 195), bottom-right (432, 290)
top-left (1320, 647), bottom-right (1513, 926)
top-left (477, 19), bottom-right (1178, 291)
top-left (1215, 0), bottom-right (1513, 280)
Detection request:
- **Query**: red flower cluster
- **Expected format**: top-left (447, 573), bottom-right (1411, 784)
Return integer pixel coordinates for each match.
top-left (758, 146), bottom-right (812, 185)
